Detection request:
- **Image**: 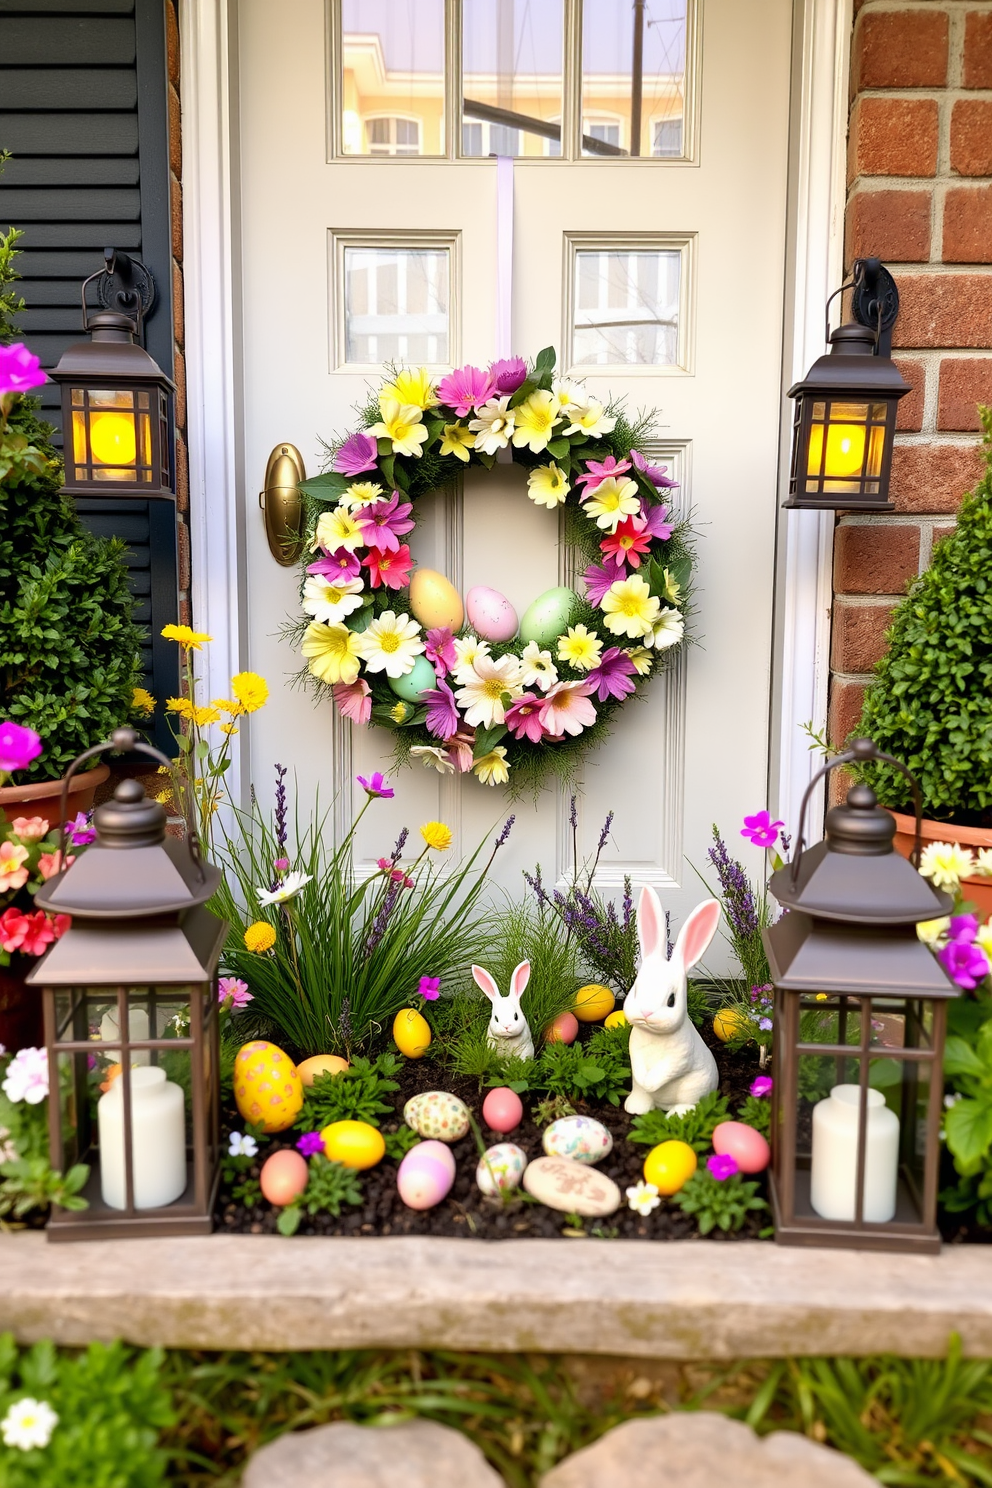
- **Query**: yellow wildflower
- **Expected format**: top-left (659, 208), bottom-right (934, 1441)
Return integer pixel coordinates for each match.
top-left (166, 696), bottom-right (193, 719)
top-left (338, 481), bottom-right (385, 510)
top-left (527, 462), bottom-right (569, 508)
top-left (301, 621), bottom-right (363, 685)
top-left (167, 698), bottom-right (219, 727)
top-left (557, 624), bottom-right (603, 672)
top-left (421, 821), bottom-right (453, 851)
top-left (220, 723), bottom-right (239, 736)
top-left (473, 747), bottom-right (510, 786)
top-left (244, 921), bottom-right (276, 953)
top-left (162, 624), bottom-right (212, 650)
top-left (627, 646), bottom-right (654, 676)
top-left (369, 399), bottom-right (429, 458)
top-left (155, 790), bottom-right (173, 805)
top-left (439, 423), bottom-right (476, 462)
top-left (379, 367), bottom-right (437, 410)
top-left (601, 575), bottom-right (661, 639)
top-left (511, 389), bottom-right (561, 454)
top-left (212, 697), bottom-right (244, 717)
top-left (132, 686), bottom-right (156, 716)
top-left (230, 671), bottom-right (269, 713)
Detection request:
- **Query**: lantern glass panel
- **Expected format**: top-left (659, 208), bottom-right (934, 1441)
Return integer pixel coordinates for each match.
top-left (69, 386), bottom-right (156, 485)
top-left (799, 396), bottom-right (892, 499)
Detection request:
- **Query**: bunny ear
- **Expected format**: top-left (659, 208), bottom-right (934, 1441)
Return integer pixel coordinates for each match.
top-left (636, 885), bottom-right (666, 960)
top-left (510, 961), bottom-right (531, 998)
top-left (472, 965), bottom-right (500, 1001)
top-left (673, 899), bottom-right (722, 971)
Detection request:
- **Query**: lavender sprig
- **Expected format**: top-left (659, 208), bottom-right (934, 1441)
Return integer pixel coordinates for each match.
top-left (273, 764), bottom-right (288, 852)
top-left (708, 830), bottom-right (759, 940)
top-left (622, 876), bottom-right (633, 930)
top-left (390, 827), bottom-right (409, 866)
top-left (495, 815), bottom-right (515, 848)
top-left (365, 880), bottom-right (401, 956)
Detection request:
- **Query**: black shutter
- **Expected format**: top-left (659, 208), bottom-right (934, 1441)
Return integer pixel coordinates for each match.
top-left (0, 0), bottom-right (180, 752)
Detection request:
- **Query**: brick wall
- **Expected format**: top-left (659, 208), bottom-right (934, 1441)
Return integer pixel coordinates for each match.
top-left (829, 2), bottom-right (992, 766)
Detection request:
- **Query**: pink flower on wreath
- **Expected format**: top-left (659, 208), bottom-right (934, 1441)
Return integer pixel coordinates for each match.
top-left (637, 499), bottom-right (674, 543)
top-left (585, 648), bottom-right (637, 703)
top-left (0, 721), bottom-right (42, 775)
top-left (355, 493), bottom-right (414, 553)
top-left (632, 448), bottom-right (679, 489)
top-left (332, 678), bottom-right (372, 724)
top-left (218, 976), bottom-right (254, 1011)
top-left (505, 694), bottom-right (548, 744)
top-left (424, 627), bottom-right (457, 679)
top-left (10, 817), bottom-right (48, 842)
top-left (444, 727), bottom-right (476, 773)
top-left (575, 455), bottom-right (632, 493)
top-left (308, 547), bottom-right (362, 582)
top-left (539, 680), bottom-right (597, 738)
top-left (582, 561), bottom-right (619, 608)
top-left (600, 516), bottom-right (653, 572)
top-left (333, 431), bottom-right (379, 477)
top-left (0, 841), bottom-right (30, 892)
top-left (423, 679), bottom-right (459, 740)
top-left (37, 850), bottom-right (74, 882)
top-left (363, 543), bottom-right (414, 590)
top-left (436, 364), bottom-right (496, 417)
top-left (0, 344), bottom-right (47, 398)
top-left (489, 357), bottom-right (528, 394)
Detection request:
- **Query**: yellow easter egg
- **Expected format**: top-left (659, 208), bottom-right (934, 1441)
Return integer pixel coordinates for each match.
top-left (604, 1010), bottom-right (628, 1030)
top-left (297, 1054), bottom-right (350, 1087)
top-left (643, 1140), bottom-right (697, 1196)
top-left (713, 1007), bottom-right (750, 1042)
top-left (233, 1040), bottom-right (304, 1133)
top-left (393, 1007), bottom-right (432, 1059)
top-left (573, 983), bottom-right (615, 1022)
top-left (321, 1119), bottom-right (385, 1170)
top-left (409, 568), bottom-right (464, 632)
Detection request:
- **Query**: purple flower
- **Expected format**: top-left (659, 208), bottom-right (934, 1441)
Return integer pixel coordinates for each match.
top-left (707, 1154), bottom-right (739, 1181)
top-left (274, 762), bottom-right (288, 853)
top-left (939, 939), bottom-right (990, 990)
top-left (495, 816), bottom-right (515, 848)
top-left (750, 1075), bottom-right (773, 1098)
top-left (67, 810), bottom-right (97, 846)
top-left (585, 647), bottom-right (637, 702)
top-left (583, 562), bottom-right (619, 608)
top-left (436, 364), bottom-right (496, 417)
top-left (308, 547), bottom-right (362, 582)
top-left (296, 1131), bottom-right (325, 1157)
top-left (365, 879), bottom-right (401, 956)
top-left (355, 492), bottom-right (415, 554)
top-left (218, 976), bottom-right (253, 1011)
top-left (637, 500), bottom-right (674, 542)
top-left (424, 627), bottom-right (457, 679)
top-left (489, 356), bottom-right (528, 394)
top-left (0, 721), bottom-right (42, 775)
top-left (757, 1016), bottom-right (773, 1032)
top-left (949, 914), bottom-right (980, 943)
top-left (418, 975), bottom-right (441, 1001)
top-left (333, 431), bottom-right (379, 476)
top-left (575, 455), bottom-right (632, 492)
top-left (357, 772), bottom-right (394, 799)
top-left (423, 678), bottom-right (459, 739)
top-left (273, 857), bottom-right (289, 872)
top-left (0, 344), bottom-right (47, 398)
top-left (741, 810), bottom-right (784, 850)
top-left (632, 448), bottom-right (679, 489)
top-left (708, 830), bottom-right (760, 941)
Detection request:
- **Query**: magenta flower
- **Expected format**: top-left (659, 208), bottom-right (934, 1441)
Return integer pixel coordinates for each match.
top-left (585, 647), bottom-right (637, 703)
top-left (355, 492), bottom-right (414, 553)
top-left (333, 678), bottom-right (372, 724)
top-left (707, 1154), bottom-right (739, 1181)
top-left (637, 500), bottom-right (674, 543)
top-left (296, 1131), bottom-right (325, 1157)
top-left (600, 517), bottom-right (653, 573)
top-left (308, 547), bottom-right (362, 582)
top-left (575, 454), bottom-right (632, 492)
top-left (424, 626), bottom-right (457, 679)
top-left (949, 914), bottom-right (980, 943)
top-left (489, 357), bottom-right (528, 394)
top-left (583, 562), bottom-right (619, 608)
top-left (741, 810), bottom-right (784, 850)
top-left (939, 939), bottom-right (990, 990)
top-left (436, 364), bottom-right (495, 417)
top-left (273, 858), bottom-right (290, 872)
top-left (417, 975), bottom-right (441, 1001)
top-left (218, 976), bottom-right (253, 1011)
top-left (0, 344), bottom-right (46, 398)
top-left (358, 772), bottom-right (394, 799)
top-left (505, 693), bottom-right (548, 743)
top-left (333, 431), bottom-right (379, 476)
top-left (0, 721), bottom-right (42, 775)
top-left (67, 810), bottom-right (97, 846)
top-left (363, 543), bottom-right (413, 590)
top-left (423, 678), bottom-right (459, 739)
top-left (377, 858), bottom-right (413, 888)
top-left (750, 1075), bottom-right (773, 1098)
top-left (632, 448), bottom-right (679, 489)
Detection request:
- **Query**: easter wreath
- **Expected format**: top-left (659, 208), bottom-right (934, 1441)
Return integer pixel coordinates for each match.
top-left (294, 347), bottom-right (693, 794)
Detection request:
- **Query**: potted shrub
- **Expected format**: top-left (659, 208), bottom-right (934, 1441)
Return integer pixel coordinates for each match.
top-left (856, 406), bottom-right (992, 914)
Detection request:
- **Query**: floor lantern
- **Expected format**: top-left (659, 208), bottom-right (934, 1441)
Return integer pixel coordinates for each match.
top-left (26, 728), bottom-right (225, 1240)
top-left (764, 739), bottom-right (957, 1254)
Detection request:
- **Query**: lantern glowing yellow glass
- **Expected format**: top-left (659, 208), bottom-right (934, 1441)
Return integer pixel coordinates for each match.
top-left (807, 421), bottom-right (866, 480)
top-left (89, 410), bottom-right (138, 466)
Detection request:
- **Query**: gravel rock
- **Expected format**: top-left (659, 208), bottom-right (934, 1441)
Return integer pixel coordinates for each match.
top-left (241, 1417), bottom-right (504, 1487)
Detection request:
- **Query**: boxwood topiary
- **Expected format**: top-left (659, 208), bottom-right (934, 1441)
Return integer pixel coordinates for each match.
top-left (856, 406), bottom-right (992, 827)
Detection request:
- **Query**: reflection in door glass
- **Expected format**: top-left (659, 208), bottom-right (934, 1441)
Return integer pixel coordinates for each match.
top-left (344, 247), bottom-right (449, 364)
top-left (461, 0), bottom-right (564, 157)
top-left (581, 0), bottom-right (687, 158)
top-left (572, 249), bottom-right (681, 366)
top-left (341, 0), bottom-right (445, 155)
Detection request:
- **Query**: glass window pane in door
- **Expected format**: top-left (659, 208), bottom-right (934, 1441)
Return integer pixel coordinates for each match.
top-left (462, 0), bottom-right (564, 157)
top-left (341, 0), bottom-right (445, 156)
top-left (344, 247), bottom-right (449, 364)
top-left (572, 249), bottom-right (681, 366)
top-left (581, 0), bottom-right (688, 158)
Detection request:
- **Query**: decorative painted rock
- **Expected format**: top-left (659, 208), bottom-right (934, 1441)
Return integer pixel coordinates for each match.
top-left (404, 1090), bottom-right (470, 1143)
top-left (519, 587), bottom-right (578, 647)
top-left (712, 1119), bottom-right (771, 1174)
top-left (523, 1156), bottom-right (621, 1218)
top-left (259, 1149), bottom-right (309, 1206)
top-left (573, 983), bottom-right (615, 1022)
top-left (543, 1114), bottom-right (613, 1165)
top-left (466, 585), bottom-right (518, 642)
top-left (713, 1007), bottom-right (750, 1042)
top-left (545, 1010), bottom-right (579, 1045)
top-left (234, 1041), bottom-right (304, 1133)
top-left (476, 1142), bottom-right (527, 1196)
top-left (393, 1007), bottom-right (432, 1059)
top-left (320, 1119), bottom-right (386, 1170)
top-left (604, 1009), bottom-right (628, 1030)
top-left (409, 568), bottom-right (464, 631)
top-left (482, 1086), bottom-right (524, 1134)
top-left (397, 1139), bottom-right (456, 1209)
top-left (643, 1139), bottom-right (697, 1195)
top-left (297, 1054), bottom-right (349, 1087)
top-left (388, 654), bottom-right (437, 702)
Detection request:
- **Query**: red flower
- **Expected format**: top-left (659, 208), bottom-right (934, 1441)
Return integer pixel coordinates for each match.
top-left (600, 516), bottom-right (653, 571)
top-left (17, 911), bottom-right (58, 956)
top-left (0, 908), bottom-right (29, 954)
top-left (363, 543), bottom-right (414, 590)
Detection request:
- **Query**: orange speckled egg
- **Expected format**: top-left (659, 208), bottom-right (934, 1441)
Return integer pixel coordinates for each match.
top-left (546, 1011), bottom-right (579, 1045)
top-left (233, 1040), bottom-right (304, 1133)
top-left (260, 1148), bottom-right (309, 1206)
top-left (297, 1054), bottom-right (350, 1087)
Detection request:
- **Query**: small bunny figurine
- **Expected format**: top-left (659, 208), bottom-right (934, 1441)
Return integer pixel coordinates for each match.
top-left (623, 885), bottom-right (721, 1117)
top-left (472, 961), bottom-right (535, 1061)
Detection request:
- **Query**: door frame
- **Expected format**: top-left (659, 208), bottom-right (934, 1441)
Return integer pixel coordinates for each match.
top-left (178, 0), bottom-right (851, 835)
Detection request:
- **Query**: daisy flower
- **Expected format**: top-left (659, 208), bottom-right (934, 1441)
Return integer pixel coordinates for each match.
top-left (519, 640), bottom-right (558, 692)
top-left (455, 653), bottom-right (524, 729)
top-left (369, 398), bottom-right (429, 458)
top-left (511, 389), bottom-right (561, 454)
top-left (410, 745), bottom-right (455, 774)
top-left (355, 610), bottom-right (425, 678)
top-left (575, 454), bottom-right (631, 491)
top-left (600, 516), bottom-right (653, 571)
top-left (540, 680), bottom-right (597, 737)
top-left (453, 634), bottom-right (491, 682)
top-left (313, 506), bottom-right (364, 553)
top-left (1, 1397), bottom-right (58, 1452)
top-left (257, 869), bottom-right (312, 906)
top-left (583, 561), bottom-right (620, 608)
top-left (527, 462), bottom-right (570, 509)
top-left (469, 396), bottom-right (515, 454)
top-left (161, 623), bottom-right (211, 651)
top-left (473, 746), bottom-right (510, 786)
top-left (601, 575), bottom-right (661, 639)
top-left (379, 367), bottom-right (437, 410)
top-left (302, 573), bottom-right (365, 624)
top-left (919, 842), bottom-right (976, 890)
top-left (436, 364), bottom-right (495, 416)
top-left (582, 475), bottom-right (642, 533)
top-left (308, 546), bottom-right (362, 582)
top-left (628, 645), bottom-right (654, 676)
top-left (439, 423), bottom-right (476, 461)
top-left (301, 621), bottom-right (363, 685)
top-left (626, 1181), bottom-right (661, 1216)
top-left (337, 480), bottom-right (385, 510)
top-left (421, 821), bottom-right (453, 851)
top-left (561, 393), bottom-right (616, 439)
top-left (557, 624), bottom-right (603, 672)
top-left (646, 607), bottom-right (685, 650)
top-left (332, 678), bottom-right (372, 723)
top-left (355, 492), bottom-right (415, 552)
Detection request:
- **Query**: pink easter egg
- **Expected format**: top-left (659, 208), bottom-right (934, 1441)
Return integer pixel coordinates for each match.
top-left (546, 1011), bottom-right (579, 1045)
top-left (396, 1139), bottom-right (456, 1210)
top-left (465, 585), bottom-right (518, 642)
top-left (712, 1120), bottom-right (771, 1174)
top-left (482, 1086), bottom-right (524, 1134)
top-left (259, 1149), bottom-right (309, 1206)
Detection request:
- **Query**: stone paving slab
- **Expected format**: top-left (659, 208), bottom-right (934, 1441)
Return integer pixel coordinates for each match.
top-left (241, 1419), bottom-right (503, 1487)
top-left (0, 1232), bottom-right (989, 1358)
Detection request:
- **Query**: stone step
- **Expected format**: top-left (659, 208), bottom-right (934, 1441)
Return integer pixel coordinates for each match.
top-left (240, 1418), bottom-right (504, 1487)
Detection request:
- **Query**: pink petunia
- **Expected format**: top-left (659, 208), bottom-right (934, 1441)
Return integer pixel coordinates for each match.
top-left (637, 500), bottom-right (674, 543)
top-left (424, 627), bottom-right (457, 679)
top-left (418, 975), bottom-right (441, 1001)
top-left (0, 841), bottom-right (29, 891)
top-left (333, 431), bottom-right (379, 476)
top-left (585, 648), bottom-right (637, 703)
top-left (423, 679), bottom-right (459, 739)
top-left (488, 357), bottom-right (528, 394)
top-left (741, 811), bottom-right (784, 850)
top-left (37, 850), bottom-right (74, 881)
top-left (0, 721), bottom-right (42, 774)
top-left (355, 493), bottom-right (415, 553)
top-left (0, 908), bottom-right (28, 954)
top-left (363, 543), bottom-right (414, 590)
top-left (583, 562), bottom-right (618, 608)
top-left (707, 1153), bottom-right (738, 1181)
top-left (436, 364), bottom-right (496, 417)
top-left (0, 343), bottom-right (47, 398)
top-left (308, 547), bottom-right (362, 582)
top-left (10, 817), bottom-right (48, 842)
top-left (15, 911), bottom-right (58, 957)
top-left (504, 694), bottom-right (548, 743)
top-left (632, 448), bottom-right (679, 489)
top-left (332, 678), bottom-right (372, 724)
top-left (539, 680), bottom-right (597, 738)
top-left (575, 455), bottom-right (632, 493)
top-left (67, 811), bottom-right (96, 846)
top-left (599, 517), bottom-right (653, 572)
top-left (445, 727), bottom-right (476, 773)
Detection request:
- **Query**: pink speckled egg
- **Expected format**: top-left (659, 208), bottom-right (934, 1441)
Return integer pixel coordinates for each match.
top-left (546, 1011), bottom-right (579, 1045)
top-left (482, 1086), bottom-right (524, 1134)
top-left (712, 1120), bottom-right (770, 1174)
top-left (259, 1148), bottom-right (309, 1206)
top-left (465, 585), bottom-right (518, 642)
top-left (396, 1140), bottom-right (456, 1210)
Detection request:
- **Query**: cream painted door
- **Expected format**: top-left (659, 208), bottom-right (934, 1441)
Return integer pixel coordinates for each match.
top-left (235, 0), bottom-right (792, 939)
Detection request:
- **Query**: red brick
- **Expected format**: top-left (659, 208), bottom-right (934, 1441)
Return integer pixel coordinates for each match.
top-left (848, 97), bottom-right (938, 181)
top-left (893, 274), bottom-right (992, 348)
top-left (894, 357), bottom-right (925, 431)
top-left (172, 260), bottom-right (184, 350)
top-left (951, 100), bottom-right (992, 178)
top-left (828, 764), bottom-right (857, 808)
top-left (889, 441), bottom-right (984, 512)
top-left (171, 174), bottom-right (183, 262)
top-left (854, 10), bottom-right (949, 90)
top-left (177, 518), bottom-right (191, 591)
top-left (174, 433), bottom-right (188, 513)
top-left (828, 678), bottom-right (869, 750)
top-left (943, 185), bottom-right (992, 263)
top-left (834, 522), bottom-right (920, 594)
top-left (830, 602), bottom-right (897, 672)
top-left (847, 189), bottom-right (931, 265)
top-left (174, 347), bottom-right (186, 427)
top-left (168, 83), bottom-right (182, 178)
top-left (167, 0), bottom-right (180, 87)
top-left (938, 358), bottom-right (992, 430)
top-left (179, 595), bottom-right (192, 626)
top-left (932, 522), bottom-right (956, 547)
top-left (963, 11), bottom-right (992, 89)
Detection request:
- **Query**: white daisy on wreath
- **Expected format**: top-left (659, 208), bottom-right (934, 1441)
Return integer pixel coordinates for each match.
top-left (455, 653), bottom-right (524, 729)
top-left (354, 611), bottom-right (425, 678)
top-left (518, 640), bottom-right (558, 692)
top-left (301, 574), bottom-right (365, 624)
top-left (468, 396), bottom-right (515, 455)
top-left (452, 634), bottom-right (491, 684)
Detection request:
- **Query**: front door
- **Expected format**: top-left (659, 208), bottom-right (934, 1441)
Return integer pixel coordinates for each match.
top-left (235, 0), bottom-right (793, 931)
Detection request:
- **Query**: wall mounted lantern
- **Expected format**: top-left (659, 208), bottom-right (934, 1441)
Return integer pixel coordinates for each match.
top-left (785, 259), bottom-right (910, 511)
top-left (26, 728), bottom-right (225, 1241)
top-left (763, 739), bottom-right (957, 1255)
top-left (49, 250), bottom-right (175, 501)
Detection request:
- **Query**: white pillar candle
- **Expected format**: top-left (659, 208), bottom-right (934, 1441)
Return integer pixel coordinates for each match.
top-left (99, 1005), bottom-right (150, 1066)
top-left (97, 1065), bottom-right (187, 1210)
top-left (810, 1083), bottom-right (900, 1224)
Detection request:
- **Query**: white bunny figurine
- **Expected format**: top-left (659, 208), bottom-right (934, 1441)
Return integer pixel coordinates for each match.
top-left (623, 886), bottom-right (721, 1117)
top-left (472, 961), bottom-right (535, 1061)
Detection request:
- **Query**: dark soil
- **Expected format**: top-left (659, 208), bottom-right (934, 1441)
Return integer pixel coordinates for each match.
top-left (215, 1025), bottom-right (773, 1241)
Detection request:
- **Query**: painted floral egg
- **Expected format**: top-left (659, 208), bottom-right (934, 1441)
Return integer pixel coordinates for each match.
top-left (388, 654), bottom-right (437, 702)
top-left (604, 1009), bottom-right (628, 1030)
top-left (476, 1142), bottom-right (527, 1196)
top-left (482, 1086), bottom-right (523, 1134)
top-left (397, 1139), bottom-right (456, 1209)
top-left (404, 1090), bottom-right (470, 1142)
top-left (320, 1119), bottom-right (386, 1170)
top-left (297, 1054), bottom-right (349, 1087)
top-left (545, 1010), bottom-right (579, 1045)
top-left (573, 983), bottom-right (615, 1022)
top-left (713, 1119), bottom-right (771, 1174)
top-left (260, 1148), bottom-right (309, 1206)
top-left (643, 1139), bottom-right (697, 1195)
top-left (543, 1114), bottom-right (613, 1165)
top-left (466, 585), bottom-right (518, 642)
top-left (519, 587), bottom-right (577, 647)
top-left (233, 1041), bottom-right (304, 1133)
top-left (393, 1007), bottom-right (432, 1059)
top-left (409, 568), bottom-right (464, 631)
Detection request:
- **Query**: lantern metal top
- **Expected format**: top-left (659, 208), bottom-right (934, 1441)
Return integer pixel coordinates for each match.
top-left (786, 322), bottom-right (911, 404)
top-left (50, 311), bottom-right (175, 392)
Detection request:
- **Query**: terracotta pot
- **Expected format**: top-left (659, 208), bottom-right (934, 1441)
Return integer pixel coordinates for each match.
top-left (0, 959), bottom-right (43, 1054)
top-left (890, 810), bottom-right (992, 918)
top-left (0, 763), bottom-right (109, 832)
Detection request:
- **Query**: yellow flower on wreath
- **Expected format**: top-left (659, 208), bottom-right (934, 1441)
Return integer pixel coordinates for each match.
top-left (557, 624), bottom-right (603, 672)
top-left (380, 367), bottom-right (437, 410)
top-left (421, 821), bottom-right (453, 852)
top-left (369, 398), bottom-right (429, 458)
top-left (601, 575), bottom-right (661, 639)
top-left (473, 747), bottom-right (510, 786)
top-left (301, 621), bottom-right (363, 685)
top-left (244, 921), bottom-right (276, 954)
top-left (161, 624), bottom-right (212, 651)
top-left (230, 671), bottom-right (269, 713)
top-left (132, 686), bottom-right (156, 716)
top-left (439, 423), bottom-right (476, 462)
top-left (511, 390), bottom-right (561, 454)
top-left (527, 462), bottom-right (569, 509)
